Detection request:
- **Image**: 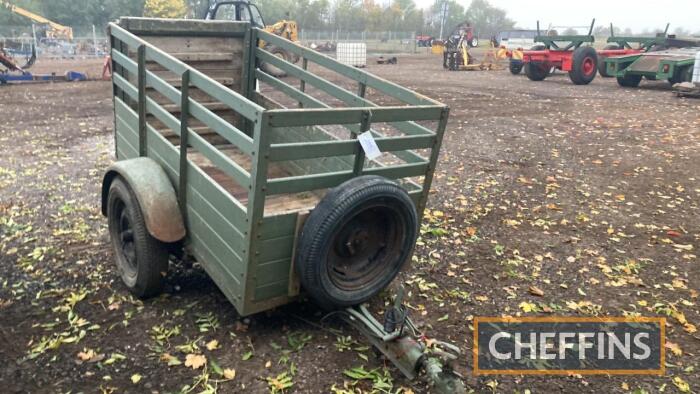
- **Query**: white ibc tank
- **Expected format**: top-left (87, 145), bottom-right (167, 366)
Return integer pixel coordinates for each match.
top-left (693, 50), bottom-right (700, 83)
top-left (336, 43), bottom-right (367, 67)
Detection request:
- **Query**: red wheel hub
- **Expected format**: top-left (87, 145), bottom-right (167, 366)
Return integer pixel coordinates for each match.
top-left (582, 57), bottom-right (595, 76)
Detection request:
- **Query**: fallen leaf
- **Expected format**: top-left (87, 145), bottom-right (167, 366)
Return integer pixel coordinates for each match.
top-left (131, 374), bottom-right (142, 384)
top-left (672, 376), bottom-right (690, 393)
top-left (206, 339), bottom-right (219, 351)
top-left (223, 368), bottom-right (236, 380)
top-left (185, 354), bottom-right (207, 369)
top-left (77, 349), bottom-right (95, 361)
top-left (666, 341), bottom-right (683, 356)
top-left (528, 286), bottom-right (544, 297)
top-left (519, 301), bottom-right (537, 313)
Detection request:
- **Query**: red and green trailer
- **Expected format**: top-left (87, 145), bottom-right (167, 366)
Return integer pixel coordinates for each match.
top-left (519, 20), bottom-right (663, 85)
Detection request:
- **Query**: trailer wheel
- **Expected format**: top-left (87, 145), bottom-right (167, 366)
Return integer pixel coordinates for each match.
top-left (598, 44), bottom-right (619, 78)
top-left (525, 62), bottom-right (548, 81)
top-left (107, 177), bottom-right (168, 298)
top-left (617, 74), bottom-right (642, 87)
top-left (569, 46), bottom-right (598, 85)
top-left (295, 176), bottom-right (418, 310)
top-left (509, 60), bottom-right (523, 75)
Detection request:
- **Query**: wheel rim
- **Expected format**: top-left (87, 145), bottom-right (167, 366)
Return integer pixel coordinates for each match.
top-left (582, 57), bottom-right (596, 76)
top-left (115, 200), bottom-right (137, 273)
top-left (326, 203), bottom-right (405, 292)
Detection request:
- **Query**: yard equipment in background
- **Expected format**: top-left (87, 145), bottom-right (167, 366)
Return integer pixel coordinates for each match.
top-left (1, 45), bottom-right (86, 85)
top-left (105, 17), bottom-right (462, 392)
top-left (0, 1), bottom-right (73, 41)
top-left (376, 56), bottom-right (398, 65)
top-left (505, 25), bottom-right (560, 75)
top-left (596, 23), bottom-right (673, 77)
top-left (605, 46), bottom-right (700, 88)
top-left (205, 0), bottom-right (300, 64)
top-left (0, 69), bottom-right (87, 85)
top-left (518, 19), bottom-right (637, 85)
top-left (0, 45), bottom-right (34, 72)
top-left (416, 34), bottom-right (434, 47)
top-left (443, 22), bottom-right (504, 71)
top-left (674, 50), bottom-right (700, 97)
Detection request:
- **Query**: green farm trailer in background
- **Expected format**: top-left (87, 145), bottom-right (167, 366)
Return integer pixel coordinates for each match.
top-left (605, 47), bottom-right (699, 88)
top-left (103, 17), bottom-right (464, 392)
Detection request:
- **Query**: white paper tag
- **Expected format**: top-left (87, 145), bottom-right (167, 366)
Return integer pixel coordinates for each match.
top-left (357, 131), bottom-right (382, 160)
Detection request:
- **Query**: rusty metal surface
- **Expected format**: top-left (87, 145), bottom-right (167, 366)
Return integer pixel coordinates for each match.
top-left (102, 157), bottom-right (186, 243)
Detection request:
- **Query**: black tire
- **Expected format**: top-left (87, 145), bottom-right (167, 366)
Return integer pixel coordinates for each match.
top-left (509, 60), bottom-right (523, 75)
top-left (261, 46), bottom-right (288, 77)
top-left (295, 176), bottom-right (418, 310)
top-left (107, 177), bottom-right (168, 298)
top-left (525, 62), bottom-right (549, 81)
top-left (470, 37), bottom-right (478, 48)
top-left (598, 44), bottom-right (619, 78)
top-left (568, 46), bottom-right (598, 85)
top-left (617, 74), bottom-right (642, 87)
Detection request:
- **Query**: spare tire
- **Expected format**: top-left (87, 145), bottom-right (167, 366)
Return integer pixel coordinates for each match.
top-left (295, 176), bottom-right (418, 310)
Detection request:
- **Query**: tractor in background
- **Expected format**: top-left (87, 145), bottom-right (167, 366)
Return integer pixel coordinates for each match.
top-left (205, 0), bottom-right (300, 64)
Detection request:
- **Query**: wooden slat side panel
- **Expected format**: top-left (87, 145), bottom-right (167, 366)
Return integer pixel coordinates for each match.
top-left (253, 214), bottom-right (298, 301)
top-left (119, 17), bottom-right (249, 36)
top-left (115, 122), bottom-right (139, 160)
top-left (270, 125), bottom-right (353, 176)
top-left (186, 161), bottom-right (248, 233)
top-left (254, 281), bottom-right (289, 302)
top-left (135, 35), bottom-right (244, 55)
top-left (115, 98), bottom-right (140, 160)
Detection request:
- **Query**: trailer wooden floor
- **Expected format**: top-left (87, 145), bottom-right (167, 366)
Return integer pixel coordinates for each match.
top-left (187, 146), bottom-right (321, 216)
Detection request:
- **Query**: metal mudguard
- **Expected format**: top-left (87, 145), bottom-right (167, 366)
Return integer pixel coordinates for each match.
top-left (101, 157), bottom-right (186, 243)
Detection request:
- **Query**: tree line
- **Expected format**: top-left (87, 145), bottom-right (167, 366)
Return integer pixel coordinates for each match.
top-left (0, 0), bottom-right (517, 38)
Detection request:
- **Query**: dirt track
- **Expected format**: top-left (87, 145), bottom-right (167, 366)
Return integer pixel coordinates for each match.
top-left (1, 54), bottom-right (699, 393)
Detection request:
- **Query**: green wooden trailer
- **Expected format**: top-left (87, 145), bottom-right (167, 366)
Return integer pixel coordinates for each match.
top-left (103, 18), bottom-right (463, 391)
top-left (605, 47), bottom-right (699, 88)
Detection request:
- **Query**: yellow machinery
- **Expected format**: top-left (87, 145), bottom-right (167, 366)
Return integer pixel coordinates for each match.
top-left (261, 19), bottom-right (299, 62)
top-left (0, 1), bottom-right (73, 40)
top-left (205, 1), bottom-right (299, 63)
top-left (444, 32), bottom-right (506, 71)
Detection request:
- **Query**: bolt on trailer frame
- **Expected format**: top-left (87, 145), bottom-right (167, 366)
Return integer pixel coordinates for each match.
top-left (105, 18), bottom-right (463, 391)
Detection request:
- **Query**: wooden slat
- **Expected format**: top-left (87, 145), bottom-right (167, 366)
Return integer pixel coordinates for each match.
top-left (187, 130), bottom-right (251, 191)
top-left (119, 17), bottom-right (249, 36)
top-left (256, 29), bottom-right (441, 106)
top-left (160, 52), bottom-right (235, 62)
top-left (363, 161), bottom-right (429, 179)
top-left (265, 106), bottom-right (444, 128)
top-left (268, 134), bottom-right (434, 162)
top-left (265, 170), bottom-right (354, 195)
top-left (256, 47), bottom-right (436, 137)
